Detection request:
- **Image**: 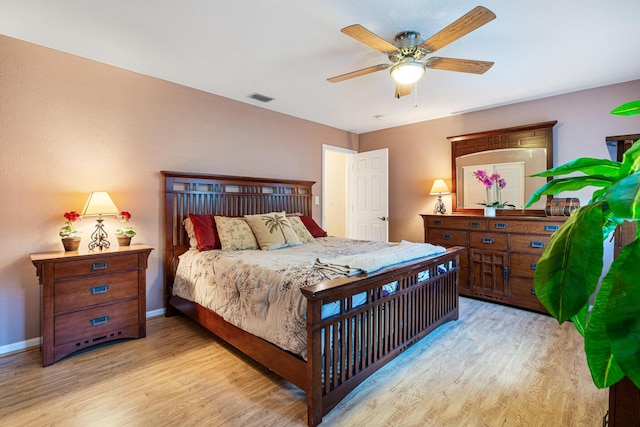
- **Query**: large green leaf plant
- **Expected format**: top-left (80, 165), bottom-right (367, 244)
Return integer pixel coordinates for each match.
top-left (524, 100), bottom-right (640, 389)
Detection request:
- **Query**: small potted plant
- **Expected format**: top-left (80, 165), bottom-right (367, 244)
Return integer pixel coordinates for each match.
top-left (474, 169), bottom-right (514, 216)
top-left (59, 211), bottom-right (82, 251)
top-left (115, 211), bottom-right (136, 246)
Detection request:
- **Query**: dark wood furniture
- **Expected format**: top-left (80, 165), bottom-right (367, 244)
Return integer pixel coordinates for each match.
top-left (449, 121), bottom-right (556, 215)
top-left (31, 245), bottom-right (153, 366)
top-left (422, 213), bottom-right (565, 313)
top-left (162, 171), bottom-right (464, 426)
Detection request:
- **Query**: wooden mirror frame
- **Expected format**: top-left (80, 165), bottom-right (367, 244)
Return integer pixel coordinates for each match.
top-left (448, 121), bottom-right (557, 216)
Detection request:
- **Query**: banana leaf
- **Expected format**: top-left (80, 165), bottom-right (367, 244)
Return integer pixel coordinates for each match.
top-left (525, 176), bottom-right (615, 207)
top-left (531, 157), bottom-right (621, 179)
top-left (605, 172), bottom-right (640, 219)
top-left (604, 239), bottom-right (640, 388)
top-left (533, 203), bottom-right (605, 322)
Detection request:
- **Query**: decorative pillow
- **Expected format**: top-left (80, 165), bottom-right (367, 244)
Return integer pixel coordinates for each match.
top-left (244, 212), bottom-right (302, 250)
top-left (183, 218), bottom-right (198, 248)
top-left (214, 216), bottom-right (259, 251)
top-left (299, 215), bottom-right (327, 237)
top-left (287, 215), bottom-right (315, 244)
top-left (188, 214), bottom-right (220, 251)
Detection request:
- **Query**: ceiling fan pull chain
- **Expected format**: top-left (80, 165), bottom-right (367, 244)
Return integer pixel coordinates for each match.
top-left (414, 82), bottom-right (418, 107)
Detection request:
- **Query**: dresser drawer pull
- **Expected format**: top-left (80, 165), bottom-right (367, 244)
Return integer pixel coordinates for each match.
top-left (90, 285), bottom-right (109, 295)
top-left (531, 263), bottom-right (537, 270)
top-left (441, 234), bottom-right (453, 240)
top-left (494, 223), bottom-right (508, 229)
top-left (530, 241), bottom-right (545, 248)
top-left (530, 288), bottom-right (537, 296)
top-left (545, 225), bottom-right (560, 232)
top-left (503, 267), bottom-right (509, 280)
top-left (469, 221), bottom-right (481, 228)
top-left (433, 220), bottom-right (443, 225)
top-left (90, 261), bottom-right (109, 271)
top-left (481, 237), bottom-right (494, 244)
top-left (90, 315), bottom-right (110, 327)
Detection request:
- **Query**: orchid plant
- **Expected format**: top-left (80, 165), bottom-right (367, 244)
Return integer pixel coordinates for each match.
top-left (473, 169), bottom-right (513, 208)
top-left (59, 211), bottom-right (82, 238)
top-left (115, 211), bottom-right (136, 237)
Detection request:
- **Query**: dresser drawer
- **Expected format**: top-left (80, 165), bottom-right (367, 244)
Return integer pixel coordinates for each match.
top-left (54, 253), bottom-right (138, 279)
top-left (488, 219), bottom-right (564, 234)
top-left (428, 217), bottom-right (487, 231)
top-left (55, 299), bottom-right (139, 345)
top-left (509, 253), bottom-right (542, 277)
top-left (428, 229), bottom-right (468, 246)
top-left (509, 234), bottom-right (551, 253)
top-left (469, 232), bottom-right (508, 251)
top-left (54, 270), bottom-right (139, 313)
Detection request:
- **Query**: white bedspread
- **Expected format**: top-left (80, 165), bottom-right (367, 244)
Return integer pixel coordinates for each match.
top-left (173, 236), bottom-right (445, 359)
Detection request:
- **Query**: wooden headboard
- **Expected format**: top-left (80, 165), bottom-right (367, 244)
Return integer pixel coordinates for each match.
top-left (161, 171), bottom-right (315, 307)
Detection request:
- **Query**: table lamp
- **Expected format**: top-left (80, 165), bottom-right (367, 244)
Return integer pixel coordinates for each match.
top-left (82, 191), bottom-right (120, 250)
top-left (429, 179), bottom-right (450, 214)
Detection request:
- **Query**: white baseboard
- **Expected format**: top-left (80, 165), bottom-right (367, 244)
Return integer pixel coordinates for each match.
top-left (0, 308), bottom-right (167, 357)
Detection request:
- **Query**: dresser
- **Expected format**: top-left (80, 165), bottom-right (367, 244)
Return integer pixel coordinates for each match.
top-left (30, 245), bottom-right (153, 366)
top-left (421, 214), bottom-right (565, 313)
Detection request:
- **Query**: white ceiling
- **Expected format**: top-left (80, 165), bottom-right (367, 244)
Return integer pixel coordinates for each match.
top-left (2, 1), bottom-right (639, 134)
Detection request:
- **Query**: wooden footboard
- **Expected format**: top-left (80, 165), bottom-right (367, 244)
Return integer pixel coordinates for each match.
top-left (302, 247), bottom-right (462, 426)
top-left (161, 171), bottom-right (463, 426)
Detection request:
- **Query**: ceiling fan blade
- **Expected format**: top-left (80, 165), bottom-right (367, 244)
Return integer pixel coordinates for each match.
top-left (395, 83), bottom-right (412, 98)
top-left (327, 64), bottom-right (390, 83)
top-left (426, 57), bottom-right (494, 74)
top-left (341, 24), bottom-right (398, 54)
top-left (421, 6), bottom-right (496, 53)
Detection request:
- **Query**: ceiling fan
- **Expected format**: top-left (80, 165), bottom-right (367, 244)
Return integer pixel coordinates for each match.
top-left (327, 6), bottom-right (496, 98)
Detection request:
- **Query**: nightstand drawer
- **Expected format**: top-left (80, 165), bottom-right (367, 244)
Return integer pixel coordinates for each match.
top-left (55, 270), bottom-right (139, 313)
top-left (469, 232), bottom-right (508, 250)
top-left (510, 234), bottom-right (550, 253)
top-left (54, 254), bottom-right (138, 279)
top-left (428, 229), bottom-right (468, 246)
top-left (55, 299), bottom-right (139, 345)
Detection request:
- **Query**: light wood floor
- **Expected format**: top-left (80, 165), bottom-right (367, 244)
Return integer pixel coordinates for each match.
top-left (0, 298), bottom-right (608, 426)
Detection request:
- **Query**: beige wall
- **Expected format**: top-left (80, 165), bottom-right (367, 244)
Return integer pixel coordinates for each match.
top-left (0, 35), bottom-right (358, 349)
top-left (359, 80), bottom-right (640, 243)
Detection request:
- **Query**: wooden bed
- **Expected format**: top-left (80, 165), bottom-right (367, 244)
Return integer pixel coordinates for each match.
top-left (162, 171), bottom-right (464, 426)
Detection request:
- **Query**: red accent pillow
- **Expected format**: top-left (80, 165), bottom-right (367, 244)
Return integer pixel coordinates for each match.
top-left (299, 215), bottom-right (327, 237)
top-left (188, 214), bottom-right (220, 251)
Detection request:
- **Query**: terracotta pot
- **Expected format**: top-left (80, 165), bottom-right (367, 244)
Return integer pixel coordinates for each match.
top-left (61, 237), bottom-right (81, 252)
top-left (117, 236), bottom-right (132, 246)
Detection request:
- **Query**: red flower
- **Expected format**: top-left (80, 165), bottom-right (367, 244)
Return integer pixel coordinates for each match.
top-left (63, 211), bottom-right (82, 222)
top-left (117, 211), bottom-right (132, 221)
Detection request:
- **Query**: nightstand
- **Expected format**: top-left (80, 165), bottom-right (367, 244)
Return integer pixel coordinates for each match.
top-left (30, 245), bottom-right (153, 366)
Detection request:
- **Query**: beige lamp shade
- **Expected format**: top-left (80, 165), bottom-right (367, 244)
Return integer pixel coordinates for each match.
top-left (82, 191), bottom-right (120, 216)
top-left (429, 179), bottom-right (451, 195)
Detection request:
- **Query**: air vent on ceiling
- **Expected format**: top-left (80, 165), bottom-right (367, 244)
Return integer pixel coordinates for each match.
top-left (248, 93), bottom-right (274, 103)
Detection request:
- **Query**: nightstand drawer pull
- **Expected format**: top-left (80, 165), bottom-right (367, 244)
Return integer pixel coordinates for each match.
top-left (90, 261), bottom-right (109, 271)
top-left (482, 237), bottom-right (494, 244)
top-left (433, 220), bottom-right (443, 225)
top-left (90, 315), bottom-right (109, 327)
top-left (545, 225), bottom-right (560, 232)
top-left (531, 263), bottom-right (537, 270)
top-left (90, 285), bottom-right (109, 295)
top-left (494, 223), bottom-right (508, 229)
top-left (530, 241), bottom-right (545, 248)
top-left (441, 234), bottom-right (453, 240)
top-left (469, 221), bottom-right (481, 228)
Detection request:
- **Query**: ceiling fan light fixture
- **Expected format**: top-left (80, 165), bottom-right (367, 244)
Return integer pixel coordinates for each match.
top-left (390, 60), bottom-right (425, 85)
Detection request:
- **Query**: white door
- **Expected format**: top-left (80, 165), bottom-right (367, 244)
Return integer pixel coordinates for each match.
top-left (350, 148), bottom-right (389, 242)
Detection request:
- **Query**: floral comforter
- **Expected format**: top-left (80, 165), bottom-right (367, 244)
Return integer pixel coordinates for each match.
top-left (173, 236), bottom-right (444, 359)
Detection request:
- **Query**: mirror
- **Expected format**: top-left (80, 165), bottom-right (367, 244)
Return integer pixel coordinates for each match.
top-left (448, 121), bottom-right (556, 215)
